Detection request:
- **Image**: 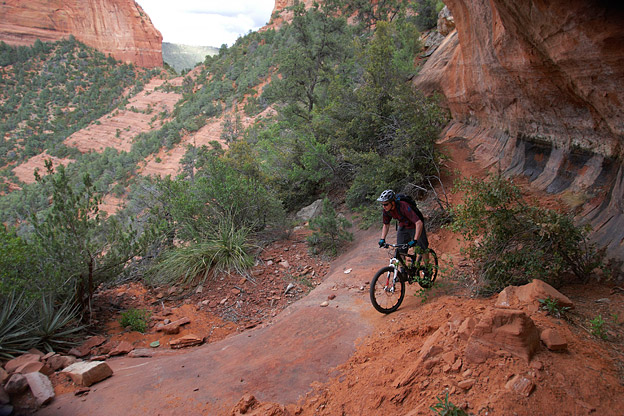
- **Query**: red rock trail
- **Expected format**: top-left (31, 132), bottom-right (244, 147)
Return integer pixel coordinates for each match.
top-left (37, 225), bottom-right (403, 415)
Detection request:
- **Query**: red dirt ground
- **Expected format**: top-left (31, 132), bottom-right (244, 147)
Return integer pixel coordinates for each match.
top-left (30, 138), bottom-right (624, 416)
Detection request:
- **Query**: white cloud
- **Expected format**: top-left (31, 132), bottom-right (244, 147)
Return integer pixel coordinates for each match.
top-left (135, 0), bottom-right (275, 47)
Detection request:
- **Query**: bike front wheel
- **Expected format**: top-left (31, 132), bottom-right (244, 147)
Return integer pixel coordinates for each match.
top-left (370, 266), bottom-right (406, 314)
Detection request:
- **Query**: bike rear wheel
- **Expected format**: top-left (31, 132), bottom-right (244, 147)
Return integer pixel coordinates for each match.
top-left (416, 248), bottom-right (438, 289)
top-left (370, 266), bottom-right (406, 314)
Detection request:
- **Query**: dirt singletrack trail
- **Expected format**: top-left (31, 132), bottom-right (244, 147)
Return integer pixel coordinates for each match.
top-left (37, 225), bottom-right (417, 416)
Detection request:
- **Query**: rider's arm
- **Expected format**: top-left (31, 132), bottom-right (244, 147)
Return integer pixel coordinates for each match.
top-left (381, 223), bottom-right (390, 240)
top-left (414, 219), bottom-right (423, 241)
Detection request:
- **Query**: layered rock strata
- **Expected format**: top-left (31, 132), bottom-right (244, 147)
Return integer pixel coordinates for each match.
top-left (0, 0), bottom-right (162, 68)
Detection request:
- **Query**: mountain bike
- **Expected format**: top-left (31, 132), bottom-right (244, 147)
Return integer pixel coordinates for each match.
top-left (370, 243), bottom-right (438, 314)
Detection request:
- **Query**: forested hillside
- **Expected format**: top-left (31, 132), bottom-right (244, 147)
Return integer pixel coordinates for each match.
top-left (0, 0), bottom-right (600, 376)
top-left (0, 0), bottom-right (453, 356)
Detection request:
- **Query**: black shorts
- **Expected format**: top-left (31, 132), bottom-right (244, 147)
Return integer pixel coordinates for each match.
top-left (397, 226), bottom-right (428, 252)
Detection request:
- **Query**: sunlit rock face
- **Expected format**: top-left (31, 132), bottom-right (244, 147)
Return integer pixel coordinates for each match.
top-left (0, 0), bottom-right (162, 68)
top-left (415, 0), bottom-right (624, 266)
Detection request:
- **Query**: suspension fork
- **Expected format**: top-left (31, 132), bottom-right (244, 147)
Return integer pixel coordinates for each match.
top-left (385, 257), bottom-right (400, 289)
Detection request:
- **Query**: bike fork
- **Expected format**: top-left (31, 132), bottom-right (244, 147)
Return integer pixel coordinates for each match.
top-left (384, 266), bottom-right (399, 292)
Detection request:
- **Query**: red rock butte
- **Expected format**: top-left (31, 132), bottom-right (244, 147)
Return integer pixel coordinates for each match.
top-left (0, 0), bottom-right (162, 68)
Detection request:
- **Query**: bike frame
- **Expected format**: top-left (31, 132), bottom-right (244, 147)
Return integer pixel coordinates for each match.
top-left (384, 243), bottom-right (416, 283)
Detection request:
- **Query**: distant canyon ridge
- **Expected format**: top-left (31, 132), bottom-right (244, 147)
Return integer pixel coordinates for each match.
top-left (0, 0), bottom-right (163, 67)
top-left (1, 0), bottom-right (623, 266)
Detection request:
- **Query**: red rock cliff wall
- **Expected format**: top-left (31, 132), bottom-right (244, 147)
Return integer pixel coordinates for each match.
top-left (416, 0), bottom-right (624, 158)
top-left (0, 0), bottom-right (162, 68)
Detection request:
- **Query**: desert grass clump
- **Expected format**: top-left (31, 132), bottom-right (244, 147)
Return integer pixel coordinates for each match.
top-left (148, 219), bottom-right (254, 286)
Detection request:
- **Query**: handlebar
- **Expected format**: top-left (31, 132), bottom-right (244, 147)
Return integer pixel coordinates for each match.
top-left (381, 243), bottom-right (409, 249)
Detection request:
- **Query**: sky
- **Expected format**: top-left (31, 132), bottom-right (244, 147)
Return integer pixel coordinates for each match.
top-left (135, 0), bottom-right (276, 47)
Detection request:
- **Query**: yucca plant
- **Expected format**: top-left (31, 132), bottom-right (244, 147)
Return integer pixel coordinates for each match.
top-left (148, 219), bottom-right (254, 286)
top-left (30, 296), bottom-right (85, 353)
top-left (0, 292), bottom-right (36, 359)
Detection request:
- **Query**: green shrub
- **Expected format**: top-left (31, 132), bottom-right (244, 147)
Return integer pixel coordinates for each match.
top-left (430, 391), bottom-right (469, 415)
top-left (590, 315), bottom-right (607, 340)
top-left (449, 174), bottom-right (604, 294)
top-left (148, 219), bottom-right (254, 286)
top-left (119, 308), bottom-right (151, 333)
top-left (307, 198), bottom-right (353, 257)
top-left (538, 297), bottom-right (571, 319)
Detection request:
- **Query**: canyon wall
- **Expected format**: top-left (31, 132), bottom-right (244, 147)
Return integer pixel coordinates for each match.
top-left (415, 0), bottom-right (624, 265)
top-left (0, 0), bottom-right (162, 68)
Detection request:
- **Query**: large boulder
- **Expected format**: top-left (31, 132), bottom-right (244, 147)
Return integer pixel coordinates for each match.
top-left (295, 199), bottom-right (323, 222)
top-left (61, 361), bottom-right (113, 387)
top-left (496, 279), bottom-right (574, 311)
top-left (465, 308), bottom-right (541, 363)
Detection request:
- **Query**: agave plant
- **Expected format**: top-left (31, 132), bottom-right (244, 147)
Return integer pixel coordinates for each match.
top-left (0, 292), bottom-right (37, 359)
top-left (30, 296), bottom-right (85, 353)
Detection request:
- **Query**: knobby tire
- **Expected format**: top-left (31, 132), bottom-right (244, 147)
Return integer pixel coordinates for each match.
top-left (370, 266), bottom-right (406, 314)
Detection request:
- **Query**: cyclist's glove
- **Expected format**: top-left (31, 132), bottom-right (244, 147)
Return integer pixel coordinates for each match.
top-left (408, 240), bottom-right (417, 248)
top-left (378, 239), bottom-right (386, 247)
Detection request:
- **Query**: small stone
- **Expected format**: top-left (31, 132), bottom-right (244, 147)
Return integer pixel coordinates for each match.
top-left (505, 375), bottom-right (535, 397)
top-left (68, 335), bottom-right (107, 358)
top-left (232, 288), bottom-right (241, 295)
top-left (530, 360), bottom-right (544, 371)
top-left (170, 334), bottom-right (204, 349)
top-left (458, 379), bottom-right (476, 390)
top-left (150, 341), bottom-right (160, 348)
top-left (0, 368), bottom-right (8, 385)
top-left (61, 361), bottom-right (113, 387)
top-left (27, 348), bottom-right (45, 357)
top-left (5, 353), bottom-right (41, 373)
top-left (540, 328), bottom-right (568, 351)
top-left (451, 358), bottom-right (463, 372)
top-left (47, 355), bottom-right (77, 372)
top-left (4, 374), bottom-right (28, 395)
top-left (195, 285), bottom-right (203, 294)
top-left (328, 294), bottom-right (336, 300)
top-left (128, 349), bottom-right (154, 358)
top-left (15, 361), bottom-right (44, 375)
top-left (25, 372), bottom-right (55, 406)
top-left (74, 387), bottom-right (91, 396)
top-left (320, 301), bottom-right (329, 307)
top-left (109, 341), bottom-right (134, 356)
top-left (344, 268), bottom-right (352, 274)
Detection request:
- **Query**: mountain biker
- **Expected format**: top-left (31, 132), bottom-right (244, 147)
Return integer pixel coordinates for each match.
top-left (376, 189), bottom-right (428, 260)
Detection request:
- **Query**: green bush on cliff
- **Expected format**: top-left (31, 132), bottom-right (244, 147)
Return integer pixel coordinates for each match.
top-left (449, 173), bottom-right (604, 294)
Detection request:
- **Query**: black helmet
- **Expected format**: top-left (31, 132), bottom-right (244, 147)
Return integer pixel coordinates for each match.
top-left (376, 189), bottom-right (395, 202)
